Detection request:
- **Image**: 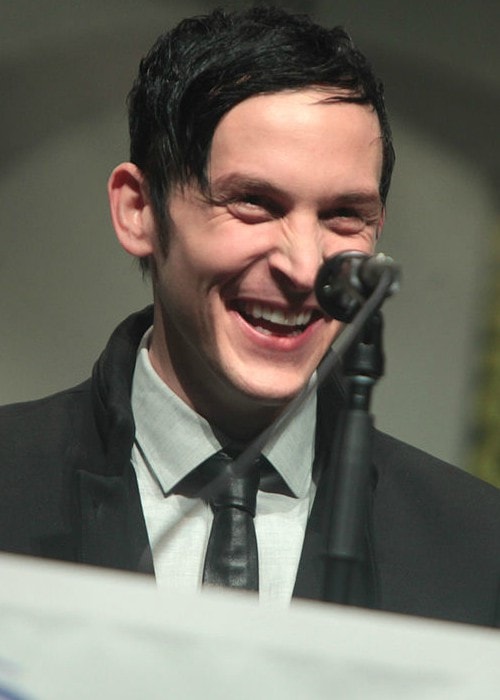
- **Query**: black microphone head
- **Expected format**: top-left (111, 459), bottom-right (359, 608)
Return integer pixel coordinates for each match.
top-left (314, 251), bottom-right (369, 322)
top-left (315, 251), bottom-right (400, 322)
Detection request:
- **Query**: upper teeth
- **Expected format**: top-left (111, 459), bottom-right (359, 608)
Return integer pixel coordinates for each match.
top-left (242, 302), bottom-right (312, 327)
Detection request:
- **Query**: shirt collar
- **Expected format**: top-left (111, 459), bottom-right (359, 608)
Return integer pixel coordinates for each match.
top-left (131, 329), bottom-right (316, 498)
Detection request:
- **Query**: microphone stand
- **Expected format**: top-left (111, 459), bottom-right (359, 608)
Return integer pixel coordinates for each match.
top-left (312, 252), bottom-right (399, 605)
top-left (324, 312), bottom-right (384, 604)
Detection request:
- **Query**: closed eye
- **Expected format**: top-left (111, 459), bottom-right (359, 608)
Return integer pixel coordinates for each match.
top-left (323, 205), bottom-right (382, 236)
top-left (223, 194), bottom-right (284, 224)
top-left (207, 176), bottom-right (288, 224)
top-left (323, 209), bottom-right (365, 235)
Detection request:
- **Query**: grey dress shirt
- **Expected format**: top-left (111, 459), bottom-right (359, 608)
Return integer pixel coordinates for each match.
top-left (131, 330), bottom-right (317, 605)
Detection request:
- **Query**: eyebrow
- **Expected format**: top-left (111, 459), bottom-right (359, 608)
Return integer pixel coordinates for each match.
top-left (209, 173), bottom-right (382, 209)
top-left (330, 191), bottom-right (382, 207)
top-left (210, 174), bottom-right (380, 197)
top-left (209, 174), bottom-right (286, 200)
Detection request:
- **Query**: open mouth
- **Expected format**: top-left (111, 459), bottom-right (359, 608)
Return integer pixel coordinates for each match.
top-left (234, 301), bottom-right (321, 337)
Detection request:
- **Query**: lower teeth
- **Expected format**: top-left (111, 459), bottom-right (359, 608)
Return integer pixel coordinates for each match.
top-left (255, 325), bottom-right (301, 337)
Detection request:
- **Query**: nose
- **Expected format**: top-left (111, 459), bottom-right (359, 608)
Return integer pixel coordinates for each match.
top-left (267, 217), bottom-right (325, 294)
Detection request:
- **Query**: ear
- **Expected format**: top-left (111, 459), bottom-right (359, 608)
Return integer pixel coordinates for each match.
top-left (107, 162), bottom-right (156, 257)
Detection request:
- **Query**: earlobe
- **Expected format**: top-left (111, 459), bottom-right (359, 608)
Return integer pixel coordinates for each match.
top-left (108, 162), bottom-right (156, 258)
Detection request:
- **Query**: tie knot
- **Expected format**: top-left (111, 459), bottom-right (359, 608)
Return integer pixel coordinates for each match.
top-left (200, 450), bottom-right (261, 516)
top-left (173, 449), bottom-right (262, 514)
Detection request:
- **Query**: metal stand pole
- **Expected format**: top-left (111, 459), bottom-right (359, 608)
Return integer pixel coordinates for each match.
top-left (324, 312), bottom-right (384, 604)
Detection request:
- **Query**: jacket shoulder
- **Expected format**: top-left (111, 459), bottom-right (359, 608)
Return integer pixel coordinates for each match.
top-left (372, 429), bottom-right (500, 508)
top-left (0, 381), bottom-right (98, 559)
top-left (0, 381), bottom-right (94, 454)
top-left (372, 430), bottom-right (500, 625)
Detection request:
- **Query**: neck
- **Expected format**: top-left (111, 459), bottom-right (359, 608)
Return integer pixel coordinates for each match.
top-left (149, 344), bottom-right (285, 441)
top-left (148, 316), bottom-right (288, 442)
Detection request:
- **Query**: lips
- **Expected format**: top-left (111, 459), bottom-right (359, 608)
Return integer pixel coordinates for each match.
top-left (234, 300), bottom-right (320, 337)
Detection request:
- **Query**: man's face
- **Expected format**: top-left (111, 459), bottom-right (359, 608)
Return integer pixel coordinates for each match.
top-left (149, 89), bottom-right (384, 436)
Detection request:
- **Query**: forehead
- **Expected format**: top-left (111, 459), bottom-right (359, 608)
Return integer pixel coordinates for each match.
top-left (208, 89), bottom-right (383, 196)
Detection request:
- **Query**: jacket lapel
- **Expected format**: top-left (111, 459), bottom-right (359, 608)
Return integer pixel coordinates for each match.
top-left (76, 463), bottom-right (154, 574)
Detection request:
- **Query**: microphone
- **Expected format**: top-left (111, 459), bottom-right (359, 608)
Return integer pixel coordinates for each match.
top-left (315, 251), bottom-right (400, 322)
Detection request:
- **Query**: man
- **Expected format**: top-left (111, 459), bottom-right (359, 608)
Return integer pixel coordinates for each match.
top-left (2, 6), bottom-right (500, 626)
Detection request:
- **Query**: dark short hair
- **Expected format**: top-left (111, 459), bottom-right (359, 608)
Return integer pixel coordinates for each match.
top-left (128, 6), bottom-right (395, 265)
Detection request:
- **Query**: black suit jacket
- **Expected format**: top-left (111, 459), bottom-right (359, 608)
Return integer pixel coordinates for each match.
top-left (2, 307), bottom-right (500, 627)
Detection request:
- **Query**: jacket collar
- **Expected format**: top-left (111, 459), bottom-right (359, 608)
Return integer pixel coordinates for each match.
top-left (91, 306), bottom-right (154, 474)
top-left (75, 306), bottom-right (154, 573)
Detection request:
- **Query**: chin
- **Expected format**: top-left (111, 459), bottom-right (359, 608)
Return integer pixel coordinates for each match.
top-left (234, 372), bottom-right (312, 408)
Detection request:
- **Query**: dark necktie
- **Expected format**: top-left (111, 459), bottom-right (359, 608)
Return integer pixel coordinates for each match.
top-left (202, 450), bottom-right (260, 591)
top-left (175, 448), bottom-right (262, 591)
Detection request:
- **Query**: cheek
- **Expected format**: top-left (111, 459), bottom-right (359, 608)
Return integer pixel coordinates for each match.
top-left (198, 220), bottom-right (278, 270)
top-left (325, 229), bottom-right (378, 260)
top-left (157, 247), bottom-right (225, 323)
top-left (321, 317), bottom-right (343, 344)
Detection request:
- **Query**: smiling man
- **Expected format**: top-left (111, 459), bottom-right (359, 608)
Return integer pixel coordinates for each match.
top-left (110, 88), bottom-right (383, 437)
top-left (2, 6), bottom-right (500, 627)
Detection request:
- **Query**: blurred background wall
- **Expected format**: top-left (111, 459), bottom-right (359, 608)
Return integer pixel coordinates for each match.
top-left (1, 0), bottom-right (499, 473)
